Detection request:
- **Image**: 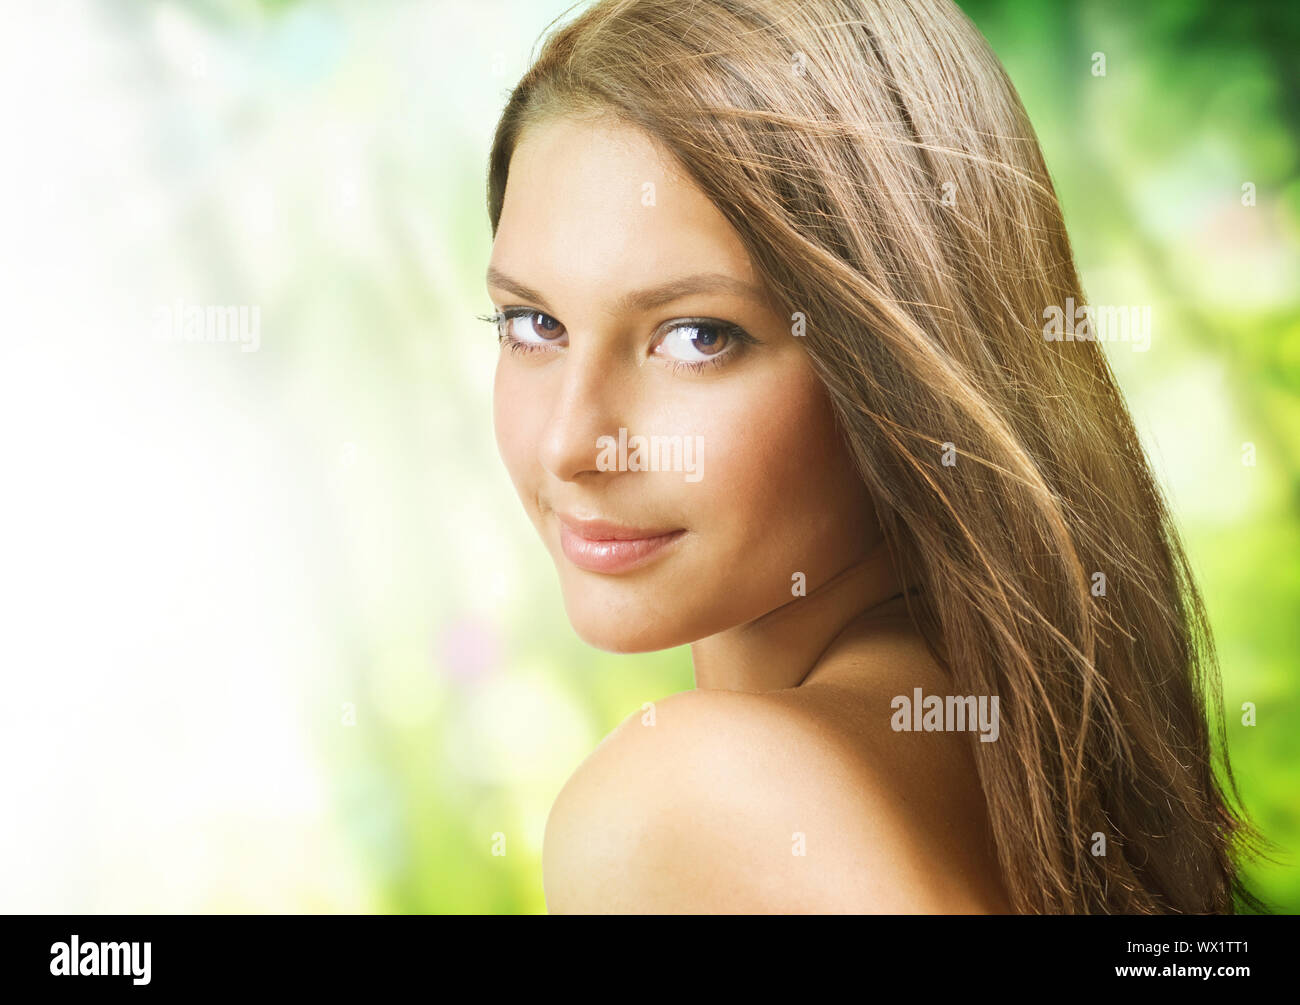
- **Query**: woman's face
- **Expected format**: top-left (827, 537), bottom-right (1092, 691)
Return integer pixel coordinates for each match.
top-left (489, 114), bottom-right (877, 652)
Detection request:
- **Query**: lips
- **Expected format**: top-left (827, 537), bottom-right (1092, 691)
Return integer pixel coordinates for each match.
top-left (556, 513), bottom-right (685, 574)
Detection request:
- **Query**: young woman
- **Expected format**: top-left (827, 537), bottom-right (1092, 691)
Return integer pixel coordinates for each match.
top-left (481, 0), bottom-right (1263, 913)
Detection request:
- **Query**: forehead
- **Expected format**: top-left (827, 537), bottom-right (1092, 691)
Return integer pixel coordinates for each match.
top-left (489, 115), bottom-right (757, 303)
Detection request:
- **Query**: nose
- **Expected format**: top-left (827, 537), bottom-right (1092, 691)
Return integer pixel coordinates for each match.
top-left (537, 340), bottom-right (627, 484)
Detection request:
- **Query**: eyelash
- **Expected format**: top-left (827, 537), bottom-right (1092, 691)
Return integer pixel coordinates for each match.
top-left (475, 308), bottom-right (755, 374)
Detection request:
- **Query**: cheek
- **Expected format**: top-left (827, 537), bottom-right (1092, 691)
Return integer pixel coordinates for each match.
top-left (493, 359), bottom-right (543, 507)
top-left (703, 369), bottom-right (873, 576)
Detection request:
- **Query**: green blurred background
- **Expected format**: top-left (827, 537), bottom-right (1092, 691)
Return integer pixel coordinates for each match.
top-left (2, 0), bottom-right (1294, 913)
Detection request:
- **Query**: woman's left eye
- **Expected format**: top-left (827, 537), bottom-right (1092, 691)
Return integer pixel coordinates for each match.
top-left (652, 320), bottom-right (749, 366)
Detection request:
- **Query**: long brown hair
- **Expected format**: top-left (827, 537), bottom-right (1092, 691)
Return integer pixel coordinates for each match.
top-left (486, 0), bottom-right (1268, 913)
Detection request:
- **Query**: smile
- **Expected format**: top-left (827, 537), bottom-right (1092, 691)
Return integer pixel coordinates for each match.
top-left (556, 515), bottom-right (686, 574)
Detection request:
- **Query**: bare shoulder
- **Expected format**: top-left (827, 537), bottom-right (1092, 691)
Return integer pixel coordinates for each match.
top-left (543, 629), bottom-right (1011, 913)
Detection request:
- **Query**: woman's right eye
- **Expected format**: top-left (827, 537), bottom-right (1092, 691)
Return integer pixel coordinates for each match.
top-left (499, 309), bottom-right (567, 349)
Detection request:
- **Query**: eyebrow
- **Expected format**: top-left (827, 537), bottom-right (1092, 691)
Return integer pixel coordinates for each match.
top-left (485, 267), bottom-right (769, 315)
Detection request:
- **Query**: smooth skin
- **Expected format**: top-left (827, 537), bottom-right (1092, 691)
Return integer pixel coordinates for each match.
top-left (488, 113), bottom-right (1010, 913)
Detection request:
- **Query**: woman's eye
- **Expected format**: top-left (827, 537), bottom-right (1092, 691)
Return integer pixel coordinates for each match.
top-left (502, 310), bottom-right (567, 346)
top-left (652, 321), bottom-right (740, 363)
top-left (484, 309), bottom-right (752, 368)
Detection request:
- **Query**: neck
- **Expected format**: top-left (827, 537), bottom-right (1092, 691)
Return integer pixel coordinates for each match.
top-left (690, 539), bottom-right (903, 693)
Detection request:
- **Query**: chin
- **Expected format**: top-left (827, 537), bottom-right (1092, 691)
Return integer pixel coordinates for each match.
top-left (558, 581), bottom-right (711, 654)
top-left (562, 597), bottom-right (677, 653)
